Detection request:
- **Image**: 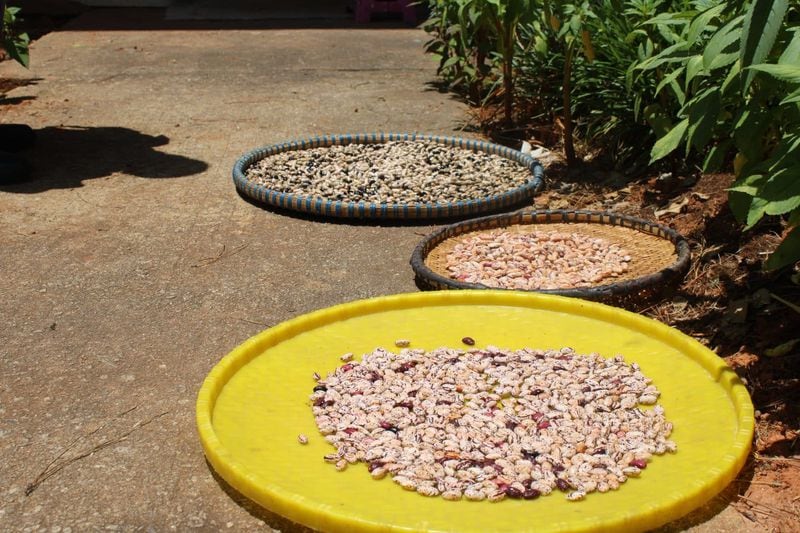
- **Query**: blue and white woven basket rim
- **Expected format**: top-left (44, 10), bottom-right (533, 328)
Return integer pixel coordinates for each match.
top-left (232, 133), bottom-right (545, 220)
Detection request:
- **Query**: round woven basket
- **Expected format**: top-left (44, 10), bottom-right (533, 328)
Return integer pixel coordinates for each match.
top-left (411, 210), bottom-right (691, 307)
top-left (232, 133), bottom-right (544, 221)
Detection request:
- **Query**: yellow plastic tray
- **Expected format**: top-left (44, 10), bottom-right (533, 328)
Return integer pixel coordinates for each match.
top-left (196, 291), bottom-right (753, 532)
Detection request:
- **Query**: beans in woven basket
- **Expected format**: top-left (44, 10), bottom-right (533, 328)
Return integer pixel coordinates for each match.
top-left (244, 141), bottom-right (533, 204)
top-left (446, 230), bottom-right (632, 290)
top-left (310, 346), bottom-right (675, 502)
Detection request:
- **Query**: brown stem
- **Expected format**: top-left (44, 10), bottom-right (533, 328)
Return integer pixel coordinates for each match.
top-left (472, 26), bottom-right (488, 104)
top-left (1, 0), bottom-right (7, 44)
top-left (472, 49), bottom-right (486, 104)
top-left (562, 42), bottom-right (576, 165)
top-left (500, 22), bottom-right (515, 127)
top-left (503, 54), bottom-right (513, 127)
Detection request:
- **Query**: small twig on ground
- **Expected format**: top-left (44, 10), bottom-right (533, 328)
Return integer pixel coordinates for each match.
top-left (770, 292), bottom-right (800, 314)
top-left (753, 453), bottom-right (800, 465)
top-left (744, 506), bottom-right (781, 520)
top-left (192, 244), bottom-right (248, 268)
top-left (25, 407), bottom-right (168, 496)
top-left (698, 243), bottom-right (728, 262)
top-left (73, 190), bottom-right (122, 210)
top-left (736, 506), bottom-right (759, 522)
top-left (237, 318), bottom-right (271, 327)
top-left (738, 495), bottom-right (800, 519)
top-left (736, 478), bottom-right (788, 488)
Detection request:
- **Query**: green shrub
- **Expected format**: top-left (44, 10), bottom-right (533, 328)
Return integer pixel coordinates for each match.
top-left (632, 0), bottom-right (800, 269)
top-left (2, 3), bottom-right (29, 68)
top-left (422, 0), bottom-right (493, 102)
top-left (514, 0), bottom-right (701, 169)
top-left (422, 0), bottom-right (800, 268)
top-left (422, 0), bottom-right (535, 124)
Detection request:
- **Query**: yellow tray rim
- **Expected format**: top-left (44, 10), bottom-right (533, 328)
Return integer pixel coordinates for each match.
top-left (196, 290), bottom-right (754, 532)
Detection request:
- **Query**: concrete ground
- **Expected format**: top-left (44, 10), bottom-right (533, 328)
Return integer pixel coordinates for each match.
top-left (0, 8), bottom-right (756, 532)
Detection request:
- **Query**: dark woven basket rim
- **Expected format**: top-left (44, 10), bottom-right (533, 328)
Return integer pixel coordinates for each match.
top-left (232, 133), bottom-right (545, 221)
top-left (410, 209), bottom-right (691, 301)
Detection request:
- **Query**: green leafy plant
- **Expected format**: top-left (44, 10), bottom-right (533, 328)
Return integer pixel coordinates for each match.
top-left (422, 0), bottom-right (535, 124)
top-left (1, 1), bottom-right (29, 68)
top-left (632, 0), bottom-right (800, 269)
top-left (483, 0), bottom-right (535, 125)
top-left (422, 0), bottom-right (799, 267)
top-left (514, 0), bottom-right (682, 168)
top-left (422, 0), bottom-right (493, 102)
top-left (541, 0), bottom-right (599, 163)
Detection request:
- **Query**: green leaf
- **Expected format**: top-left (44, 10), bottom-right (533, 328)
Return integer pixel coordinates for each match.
top-left (3, 33), bottom-right (30, 68)
top-left (782, 87), bottom-right (800, 105)
top-left (686, 88), bottom-right (721, 150)
top-left (721, 61), bottom-right (742, 93)
top-left (703, 15), bottom-right (744, 70)
top-left (644, 103), bottom-right (672, 137)
top-left (671, 77), bottom-right (686, 107)
top-left (703, 139), bottom-right (732, 172)
top-left (729, 189), bottom-right (754, 223)
top-left (685, 55), bottom-right (704, 87)
top-left (644, 13), bottom-right (690, 27)
top-left (746, 196), bottom-right (769, 228)
top-left (635, 41), bottom-right (691, 71)
top-left (650, 118), bottom-right (689, 162)
top-left (709, 52), bottom-right (740, 72)
top-left (729, 171), bottom-right (768, 194)
top-left (766, 134), bottom-right (800, 171)
top-left (778, 30), bottom-right (800, 65)
top-left (765, 225), bottom-right (800, 270)
top-left (741, 0), bottom-right (790, 91)
top-left (734, 107), bottom-right (770, 161)
top-left (765, 338), bottom-right (800, 357)
top-left (655, 67), bottom-right (684, 96)
top-left (748, 63), bottom-right (800, 83)
top-left (687, 4), bottom-right (726, 47)
top-left (655, 22), bottom-right (682, 45)
top-left (728, 183), bottom-right (761, 195)
top-left (761, 166), bottom-right (800, 215)
top-left (442, 55), bottom-right (461, 68)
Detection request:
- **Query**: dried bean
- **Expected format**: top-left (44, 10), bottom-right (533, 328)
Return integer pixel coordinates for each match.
top-left (311, 345), bottom-right (675, 502)
top-left (244, 141), bottom-right (533, 205)
top-left (446, 230), bottom-right (632, 290)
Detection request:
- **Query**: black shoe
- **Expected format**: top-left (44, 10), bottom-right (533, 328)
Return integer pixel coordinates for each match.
top-left (0, 124), bottom-right (36, 153)
top-left (0, 151), bottom-right (32, 184)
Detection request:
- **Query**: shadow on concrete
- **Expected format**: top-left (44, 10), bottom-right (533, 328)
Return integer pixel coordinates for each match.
top-left (0, 94), bottom-right (37, 106)
top-left (58, 7), bottom-right (423, 32)
top-left (234, 188), bottom-right (539, 228)
top-left (0, 77), bottom-right (42, 106)
top-left (206, 460), bottom-right (315, 532)
top-left (652, 463), bottom-right (755, 532)
top-left (208, 456), bottom-right (750, 532)
top-left (0, 125), bottom-right (208, 192)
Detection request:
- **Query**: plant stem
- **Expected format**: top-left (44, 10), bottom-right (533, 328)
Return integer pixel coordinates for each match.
top-left (503, 50), bottom-right (514, 126)
top-left (1, 0), bottom-right (6, 44)
top-left (498, 19), bottom-right (515, 127)
top-left (472, 27), bottom-right (488, 105)
top-left (562, 41), bottom-right (576, 165)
